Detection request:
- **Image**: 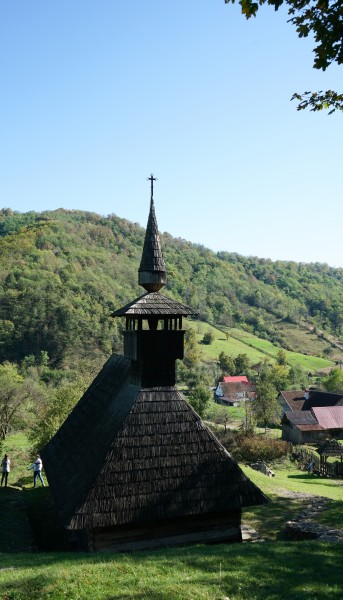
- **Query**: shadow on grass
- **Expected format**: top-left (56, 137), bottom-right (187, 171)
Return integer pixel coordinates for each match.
top-left (0, 486), bottom-right (33, 552)
top-left (25, 487), bottom-right (70, 552)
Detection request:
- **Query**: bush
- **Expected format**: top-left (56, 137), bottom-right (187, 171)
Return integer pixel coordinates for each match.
top-left (221, 433), bottom-right (290, 463)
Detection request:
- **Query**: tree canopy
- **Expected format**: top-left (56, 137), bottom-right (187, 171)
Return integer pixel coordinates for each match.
top-left (225, 0), bottom-right (343, 113)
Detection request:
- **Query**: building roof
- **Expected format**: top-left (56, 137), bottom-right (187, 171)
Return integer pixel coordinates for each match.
top-left (42, 354), bottom-right (268, 530)
top-left (312, 406), bottom-right (343, 430)
top-left (138, 195), bottom-right (167, 291)
top-left (283, 411), bottom-right (320, 427)
top-left (303, 391), bottom-right (343, 411)
top-left (111, 291), bottom-right (197, 317)
top-left (317, 439), bottom-right (343, 457)
top-left (279, 391), bottom-right (306, 412)
top-left (279, 390), bottom-right (343, 412)
top-left (223, 376), bottom-right (249, 384)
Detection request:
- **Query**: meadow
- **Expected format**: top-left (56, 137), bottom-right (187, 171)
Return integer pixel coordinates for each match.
top-left (190, 321), bottom-right (334, 372)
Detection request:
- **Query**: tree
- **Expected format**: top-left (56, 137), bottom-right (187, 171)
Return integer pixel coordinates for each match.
top-left (29, 380), bottom-right (86, 451)
top-left (225, 0), bottom-right (343, 113)
top-left (202, 330), bottom-right (215, 345)
top-left (235, 353), bottom-right (250, 375)
top-left (322, 367), bottom-right (343, 393)
top-left (207, 403), bottom-right (232, 432)
top-left (218, 351), bottom-right (236, 375)
top-left (183, 327), bottom-right (201, 369)
top-left (276, 349), bottom-right (287, 366)
top-left (0, 363), bottom-right (31, 439)
top-left (187, 384), bottom-right (212, 417)
top-left (254, 379), bottom-right (279, 431)
top-left (289, 365), bottom-right (308, 388)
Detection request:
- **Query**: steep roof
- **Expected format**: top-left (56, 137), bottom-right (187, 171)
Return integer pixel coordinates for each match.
top-left (138, 197), bottom-right (166, 292)
top-left (42, 355), bottom-right (268, 531)
top-left (279, 391), bottom-right (306, 412)
top-left (111, 291), bottom-right (197, 317)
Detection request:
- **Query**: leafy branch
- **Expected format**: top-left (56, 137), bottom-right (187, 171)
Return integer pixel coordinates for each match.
top-left (225, 0), bottom-right (343, 112)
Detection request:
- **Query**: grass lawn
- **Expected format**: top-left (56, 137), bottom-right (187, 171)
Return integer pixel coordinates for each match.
top-left (0, 542), bottom-right (343, 600)
top-left (241, 464), bottom-right (343, 540)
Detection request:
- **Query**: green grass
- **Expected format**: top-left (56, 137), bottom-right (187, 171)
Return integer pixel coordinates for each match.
top-left (242, 464), bottom-right (343, 501)
top-left (241, 464), bottom-right (343, 541)
top-left (188, 321), bottom-right (334, 373)
top-left (229, 328), bottom-right (334, 372)
top-left (0, 542), bottom-right (343, 600)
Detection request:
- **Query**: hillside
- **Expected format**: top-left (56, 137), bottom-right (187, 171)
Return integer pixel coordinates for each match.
top-left (0, 207), bottom-right (343, 369)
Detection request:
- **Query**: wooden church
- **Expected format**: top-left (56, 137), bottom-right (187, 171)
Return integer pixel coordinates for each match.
top-left (42, 176), bottom-right (267, 552)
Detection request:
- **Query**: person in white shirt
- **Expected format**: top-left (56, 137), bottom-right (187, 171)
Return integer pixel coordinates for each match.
top-left (1, 454), bottom-right (10, 487)
top-left (28, 454), bottom-right (45, 487)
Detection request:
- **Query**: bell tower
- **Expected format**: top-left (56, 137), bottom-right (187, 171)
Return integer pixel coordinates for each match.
top-left (112, 176), bottom-right (196, 386)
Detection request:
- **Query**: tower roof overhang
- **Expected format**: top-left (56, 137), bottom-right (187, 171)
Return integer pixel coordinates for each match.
top-left (111, 291), bottom-right (198, 318)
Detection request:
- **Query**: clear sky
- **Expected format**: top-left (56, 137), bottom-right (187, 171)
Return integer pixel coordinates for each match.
top-left (0, 1), bottom-right (342, 267)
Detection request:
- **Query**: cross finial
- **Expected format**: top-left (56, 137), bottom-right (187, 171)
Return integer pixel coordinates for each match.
top-left (147, 173), bottom-right (157, 202)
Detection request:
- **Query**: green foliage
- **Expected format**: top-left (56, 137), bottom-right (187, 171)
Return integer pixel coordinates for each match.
top-left (225, 0), bottom-right (343, 112)
top-left (254, 379), bottom-right (280, 429)
top-left (205, 401), bottom-right (232, 432)
top-left (28, 380), bottom-right (87, 451)
top-left (201, 330), bottom-right (215, 345)
top-left (0, 362), bottom-right (36, 440)
top-left (187, 384), bottom-right (212, 417)
top-left (225, 434), bottom-right (290, 463)
top-left (218, 351), bottom-right (236, 375)
top-left (234, 352), bottom-right (250, 374)
top-left (276, 349), bottom-right (287, 366)
top-left (0, 208), bottom-right (343, 375)
top-left (322, 367), bottom-right (343, 393)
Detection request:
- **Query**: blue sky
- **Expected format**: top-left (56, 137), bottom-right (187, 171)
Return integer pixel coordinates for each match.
top-left (0, 1), bottom-right (342, 267)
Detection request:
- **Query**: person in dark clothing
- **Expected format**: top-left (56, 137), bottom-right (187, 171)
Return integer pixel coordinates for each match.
top-left (1, 454), bottom-right (10, 487)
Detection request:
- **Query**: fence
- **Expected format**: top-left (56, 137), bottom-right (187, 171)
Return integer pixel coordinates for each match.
top-left (293, 445), bottom-right (343, 478)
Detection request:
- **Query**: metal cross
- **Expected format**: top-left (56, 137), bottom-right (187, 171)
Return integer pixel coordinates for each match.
top-left (147, 173), bottom-right (157, 201)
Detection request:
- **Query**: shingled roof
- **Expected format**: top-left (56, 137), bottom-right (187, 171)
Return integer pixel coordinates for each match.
top-left (111, 291), bottom-right (197, 317)
top-left (42, 354), bottom-right (267, 531)
top-left (282, 411), bottom-right (324, 431)
top-left (138, 194), bottom-right (167, 292)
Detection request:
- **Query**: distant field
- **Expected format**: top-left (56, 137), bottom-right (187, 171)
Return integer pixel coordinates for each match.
top-left (230, 328), bottom-right (334, 372)
top-left (189, 321), bottom-right (270, 365)
top-left (188, 320), bottom-right (334, 373)
top-left (278, 322), bottom-right (342, 358)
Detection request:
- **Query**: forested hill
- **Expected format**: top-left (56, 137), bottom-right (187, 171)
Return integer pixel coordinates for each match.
top-left (1, 207), bottom-right (343, 367)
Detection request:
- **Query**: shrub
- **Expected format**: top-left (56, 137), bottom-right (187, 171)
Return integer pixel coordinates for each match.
top-left (221, 433), bottom-right (290, 463)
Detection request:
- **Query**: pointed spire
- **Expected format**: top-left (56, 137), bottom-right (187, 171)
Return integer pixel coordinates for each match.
top-left (138, 175), bottom-right (167, 292)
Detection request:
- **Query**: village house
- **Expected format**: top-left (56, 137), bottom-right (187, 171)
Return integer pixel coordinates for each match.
top-left (41, 177), bottom-right (267, 552)
top-left (215, 376), bottom-right (254, 407)
top-left (280, 389), bottom-right (343, 444)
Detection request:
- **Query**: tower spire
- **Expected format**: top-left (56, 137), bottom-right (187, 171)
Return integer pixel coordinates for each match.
top-left (138, 175), bottom-right (167, 292)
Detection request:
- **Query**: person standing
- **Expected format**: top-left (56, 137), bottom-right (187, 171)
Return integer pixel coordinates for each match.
top-left (1, 454), bottom-right (10, 487)
top-left (28, 454), bottom-right (45, 487)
